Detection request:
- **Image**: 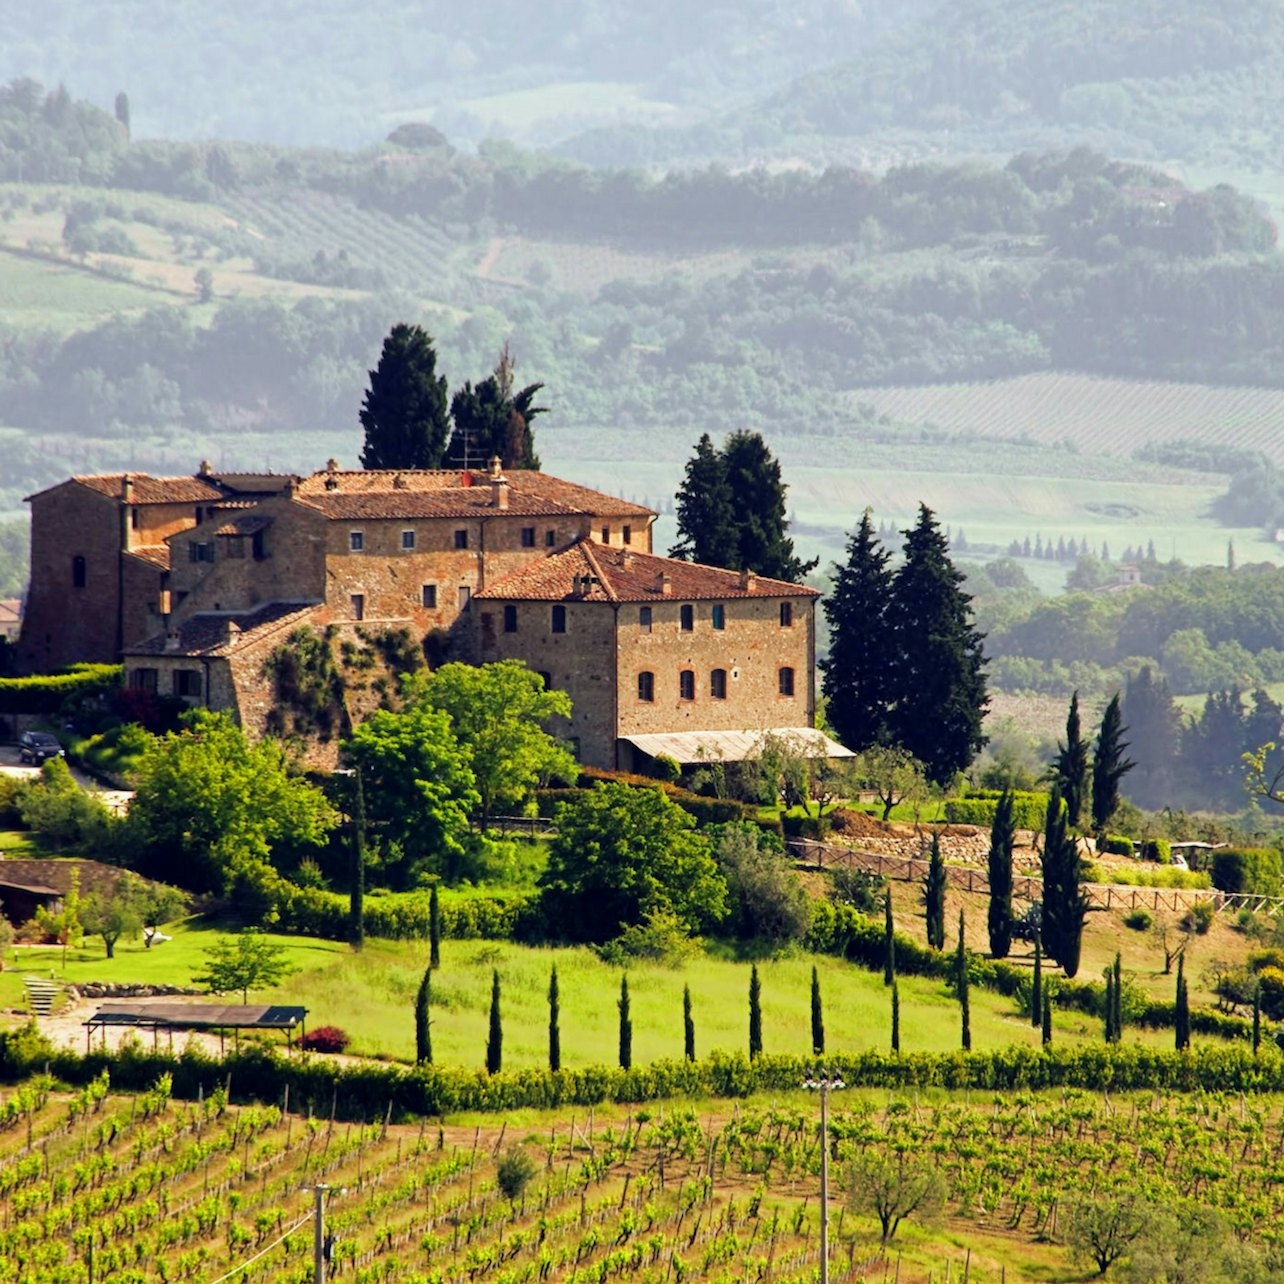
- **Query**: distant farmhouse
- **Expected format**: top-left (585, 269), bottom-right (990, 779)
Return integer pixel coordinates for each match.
top-left (20, 461), bottom-right (840, 771)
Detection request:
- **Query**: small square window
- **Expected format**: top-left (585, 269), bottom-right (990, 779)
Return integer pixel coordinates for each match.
top-left (711, 604), bottom-right (725, 630)
top-left (226, 536), bottom-right (245, 559)
top-left (551, 604), bottom-right (567, 634)
top-left (454, 529), bottom-right (469, 550)
top-left (351, 594), bottom-right (365, 621)
top-left (422, 584), bottom-right (437, 609)
top-left (680, 604), bottom-right (694, 632)
top-left (638, 671), bottom-right (655, 702)
top-left (538, 671), bottom-right (552, 689)
top-left (521, 527), bottom-right (536, 548)
top-left (72, 555), bottom-right (86, 588)
top-left (401, 529), bottom-right (416, 550)
top-left (173, 669), bottom-right (202, 698)
top-left (349, 531), bottom-right (364, 552)
top-left (503, 604), bottom-right (518, 633)
top-left (778, 666), bottom-right (795, 697)
top-left (639, 606), bottom-right (652, 632)
top-left (601, 526), bottom-right (610, 543)
top-left (623, 525), bottom-right (632, 545)
top-left (545, 530), bottom-right (556, 547)
top-left (130, 508), bottom-right (139, 531)
top-left (780, 602), bottom-right (793, 628)
top-left (679, 670), bottom-right (695, 701)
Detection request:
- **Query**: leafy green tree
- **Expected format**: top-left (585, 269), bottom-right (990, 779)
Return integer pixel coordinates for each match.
top-left (810, 965), bottom-right (825, 1055)
top-left (670, 433), bottom-right (737, 567)
top-left (683, 984), bottom-right (695, 1061)
top-left (856, 746), bottom-right (929, 824)
top-left (1053, 690), bottom-right (1091, 827)
top-left (1041, 788), bottom-right (1089, 977)
top-left (883, 891), bottom-right (895, 986)
top-left (718, 823), bottom-right (810, 944)
top-left (342, 704), bottom-right (479, 886)
top-left (822, 509), bottom-right (893, 751)
top-left (1091, 694), bottom-right (1135, 838)
top-left (486, 969), bottom-right (503, 1075)
top-left (923, 833), bottom-right (946, 951)
top-left (18, 757), bottom-right (113, 852)
top-left (35, 867), bottom-right (83, 968)
top-left (986, 789), bottom-right (1015, 959)
top-left (618, 974), bottom-right (632, 1070)
top-left (445, 345), bottom-right (544, 470)
top-left (887, 505), bottom-right (988, 783)
top-left (748, 964), bottom-right (763, 1060)
top-left (414, 965), bottom-right (432, 1064)
top-left (496, 1147), bottom-right (537, 1207)
top-left (359, 323), bottom-right (451, 470)
top-left (956, 910), bottom-right (971, 1051)
top-left (845, 1148), bottom-right (946, 1246)
top-left (539, 782), bottom-right (727, 942)
top-left (82, 874), bottom-right (175, 959)
top-left (409, 661), bottom-right (573, 829)
top-left (1065, 1190), bottom-right (1155, 1277)
top-left (129, 711), bottom-right (338, 903)
top-left (192, 929), bottom-right (296, 1004)
top-left (548, 966), bottom-right (561, 1072)
top-left (429, 884), bottom-right (441, 969)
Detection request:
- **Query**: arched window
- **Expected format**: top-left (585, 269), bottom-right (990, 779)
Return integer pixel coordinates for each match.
top-left (71, 555), bottom-right (86, 588)
top-left (778, 667), bottom-right (795, 697)
top-left (638, 671), bottom-right (654, 702)
top-left (710, 668), bottom-right (727, 699)
top-left (679, 670), bottom-right (695, 701)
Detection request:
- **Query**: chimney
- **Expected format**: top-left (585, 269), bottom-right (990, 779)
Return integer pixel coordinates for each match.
top-left (121, 475), bottom-right (134, 503)
top-left (393, 473), bottom-right (408, 489)
top-left (659, 571), bottom-right (672, 596)
top-left (488, 455), bottom-right (503, 479)
top-left (164, 628), bottom-right (182, 653)
top-left (197, 459), bottom-right (213, 477)
top-left (739, 567), bottom-right (757, 592)
top-left (326, 458), bottom-right (340, 473)
top-left (490, 462), bottom-right (509, 510)
top-left (221, 619), bottom-right (242, 646)
top-left (620, 550), bottom-right (634, 568)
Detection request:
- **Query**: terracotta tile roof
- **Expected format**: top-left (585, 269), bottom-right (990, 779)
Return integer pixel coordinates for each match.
top-left (477, 539), bottom-right (818, 603)
top-left (294, 468), bottom-right (654, 519)
top-left (212, 515), bottom-right (271, 536)
top-left (124, 602), bottom-right (321, 658)
top-left (70, 474), bottom-right (228, 504)
top-left (125, 545), bottom-right (171, 570)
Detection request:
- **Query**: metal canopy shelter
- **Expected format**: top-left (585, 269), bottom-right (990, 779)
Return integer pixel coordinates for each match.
top-left (620, 726), bottom-right (854, 765)
top-left (84, 1002), bottom-right (308, 1054)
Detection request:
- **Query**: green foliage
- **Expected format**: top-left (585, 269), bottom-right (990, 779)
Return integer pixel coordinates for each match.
top-left (683, 984), bottom-right (695, 1062)
top-left (1065, 1189), bottom-right (1155, 1277)
top-left (810, 965), bottom-right (824, 1056)
top-left (1175, 953), bottom-right (1192, 1052)
top-left (1042, 789), bottom-right (1089, 977)
top-left (883, 892), bottom-right (895, 987)
top-left (486, 969), bottom-right (502, 1076)
top-left (429, 884), bottom-right (441, 968)
top-left (853, 746), bottom-right (930, 824)
top-left (16, 756), bottom-right (113, 851)
top-left (922, 833), bottom-right (946, 951)
top-left (955, 910), bottom-right (971, 1052)
top-left (445, 346), bottom-right (544, 470)
top-left (845, 1147), bottom-right (946, 1246)
top-left (263, 626), bottom-right (348, 741)
top-left (0, 664), bottom-right (121, 714)
top-left (359, 322), bottom-right (451, 470)
top-left (414, 965), bottom-right (432, 1064)
top-left (1092, 694), bottom-right (1135, 838)
top-left (1124, 908), bottom-right (1154, 931)
top-left (942, 790), bottom-right (1049, 831)
top-left (1211, 847), bottom-right (1283, 895)
top-left (495, 1146), bottom-right (538, 1205)
top-left (276, 885), bottom-right (534, 942)
top-left (539, 781), bottom-right (727, 943)
top-left (717, 822), bottom-right (811, 945)
top-left (81, 873), bottom-right (183, 958)
top-left (986, 789), bottom-right (1015, 959)
top-left (548, 966), bottom-right (561, 1072)
top-left (1140, 838), bottom-right (1172, 863)
top-left (747, 964), bottom-right (762, 1060)
top-left (1052, 691), bottom-right (1091, 827)
top-left (192, 929), bottom-right (297, 1004)
top-left (618, 974), bottom-right (633, 1070)
top-left (1098, 835), bottom-right (1135, 856)
top-left (596, 910), bottom-right (702, 967)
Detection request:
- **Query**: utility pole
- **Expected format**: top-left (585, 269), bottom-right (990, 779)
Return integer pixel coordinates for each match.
top-left (804, 1074), bottom-right (846, 1284)
top-left (310, 1184), bottom-right (330, 1284)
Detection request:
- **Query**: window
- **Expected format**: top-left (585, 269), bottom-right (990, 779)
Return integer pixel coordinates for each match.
top-left (679, 670), bottom-right (695, 701)
top-left (226, 536), bottom-right (245, 559)
top-left (779, 602), bottom-right (794, 628)
top-left (422, 584), bottom-right (438, 609)
top-left (187, 541), bottom-right (212, 563)
top-left (680, 604), bottom-right (694, 632)
top-left (521, 527), bottom-right (536, 548)
top-left (130, 508), bottom-right (139, 531)
top-left (545, 530), bottom-right (556, 547)
top-left (639, 606), bottom-right (652, 632)
top-left (458, 586), bottom-right (471, 611)
top-left (638, 671), bottom-right (655, 702)
top-left (173, 670), bottom-right (202, 698)
top-left (350, 594), bottom-right (365, 621)
top-left (454, 529), bottom-right (469, 550)
top-left (551, 604), bottom-right (567, 634)
top-left (711, 604), bottom-right (726, 630)
top-left (538, 671), bottom-right (552, 690)
top-left (71, 555), bottom-right (86, 588)
top-left (129, 668), bottom-right (158, 693)
top-left (503, 604), bottom-right (518, 633)
top-left (349, 531), bottom-right (364, 552)
top-left (601, 526), bottom-right (610, 543)
top-left (623, 525), bottom-right (632, 545)
top-left (401, 529), bottom-right (416, 551)
top-left (779, 666), bottom-right (795, 697)
top-left (711, 668), bottom-right (727, 699)
top-left (252, 530), bottom-right (266, 560)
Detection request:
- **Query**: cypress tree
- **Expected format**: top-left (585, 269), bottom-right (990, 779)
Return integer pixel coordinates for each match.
top-left (748, 965), bottom-right (763, 1060)
top-left (349, 765), bottom-right (366, 951)
top-left (886, 504), bottom-right (989, 783)
top-left (1031, 936), bottom-right (1043, 1028)
top-left (720, 430), bottom-right (817, 582)
top-left (1041, 991), bottom-right (1052, 1046)
top-left (821, 509), bottom-right (893, 751)
top-left (486, 969), bottom-right (503, 1075)
top-left (1175, 953), bottom-right (1191, 1052)
top-left (414, 964), bottom-right (432, 1064)
top-left (1053, 691), bottom-right (1091, 829)
top-left (883, 891), bottom-right (896, 986)
top-left (891, 979), bottom-right (901, 1054)
top-left (1112, 953), bottom-right (1123, 1043)
top-left (1253, 980), bottom-right (1262, 1056)
top-left (670, 433), bottom-right (737, 568)
top-left (810, 965), bottom-right (825, 1055)
top-left (1102, 966), bottom-right (1114, 1043)
top-left (548, 966), bottom-right (561, 1073)
top-left (429, 884), bottom-right (441, 970)
top-left (923, 833), bottom-right (947, 951)
top-left (956, 909), bottom-right (971, 1052)
top-left (359, 323), bottom-right (451, 469)
top-left (618, 975), bottom-right (633, 1071)
top-left (1041, 788), bottom-right (1089, 977)
top-left (1091, 693), bottom-right (1136, 839)
top-left (986, 789), bottom-right (1015, 959)
top-left (683, 984), bottom-right (695, 1062)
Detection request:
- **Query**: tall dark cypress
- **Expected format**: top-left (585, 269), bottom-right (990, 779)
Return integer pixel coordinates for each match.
top-left (1041, 788), bottom-right (1089, 977)
top-left (548, 966), bottom-right (561, 1073)
top-left (1111, 953), bottom-right (1123, 1044)
top-left (349, 765), bottom-right (366, 951)
top-left (821, 509), bottom-right (892, 752)
top-left (618, 975), bottom-right (633, 1071)
top-left (1175, 953), bottom-right (1191, 1052)
top-left (1253, 981), bottom-right (1263, 1056)
top-left (923, 833), bottom-right (947, 951)
top-left (359, 323), bottom-right (451, 470)
top-left (883, 891), bottom-right (896, 986)
top-left (891, 980), bottom-right (901, 1055)
top-left (1053, 691), bottom-right (1091, 829)
top-left (683, 984), bottom-right (696, 1062)
top-left (956, 910), bottom-right (971, 1052)
top-left (429, 883), bottom-right (441, 970)
top-left (414, 964), bottom-right (432, 1064)
top-left (1041, 991), bottom-right (1052, 1047)
top-left (810, 965), bottom-right (825, 1055)
top-left (748, 965), bottom-right (763, 1061)
top-left (486, 969), bottom-right (503, 1075)
top-left (986, 790), bottom-right (1015, 959)
top-left (886, 504), bottom-right (989, 783)
top-left (1031, 936), bottom-right (1043, 1028)
top-left (669, 433), bottom-right (737, 568)
top-left (1102, 965), bottom-right (1115, 1043)
top-left (1091, 693), bottom-right (1136, 839)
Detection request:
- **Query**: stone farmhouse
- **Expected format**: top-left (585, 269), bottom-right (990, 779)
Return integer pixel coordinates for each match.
top-left (20, 460), bottom-right (842, 770)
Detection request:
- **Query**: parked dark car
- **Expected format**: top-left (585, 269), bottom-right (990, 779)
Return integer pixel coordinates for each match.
top-left (18, 731), bottom-right (63, 764)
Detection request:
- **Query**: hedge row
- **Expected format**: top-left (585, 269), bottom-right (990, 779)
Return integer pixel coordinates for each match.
top-left (1211, 848), bottom-right (1283, 896)
top-left (0, 664), bottom-right (122, 714)
top-left (4, 1040), bottom-right (1280, 1121)
top-left (276, 887), bottom-right (537, 941)
top-left (534, 786), bottom-right (746, 827)
top-left (943, 790), bottom-right (1049, 831)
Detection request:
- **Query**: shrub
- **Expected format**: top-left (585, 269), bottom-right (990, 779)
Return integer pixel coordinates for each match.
top-left (596, 910), bottom-right (701, 967)
top-left (829, 867), bottom-right (887, 914)
top-left (1140, 839), bottom-right (1171, 864)
top-left (943, 791), bottom-right (1048, 831)
top-left (0, 665), bottom-right (122, 714)
top-left (1181, 902), bottom-right (1216, 935)
top-left (496, 1146), bottom-right (538, 1203)
top-left (1212, 848), bottom-right (1283, 896)
top-left (300, 1026), bottom-right (350, 1054)
top-left (1099, 836), bottom-right (1135, 857)
top-left (1124, 909), bottom-right (1153, 932)
top-left (652, 754), bottom-right (682, 784)
top-left (719, 824), bottom-right (811, 944)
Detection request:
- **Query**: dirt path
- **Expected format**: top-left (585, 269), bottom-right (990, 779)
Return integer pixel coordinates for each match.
top-left (474, 235), bottom-right (505, 278)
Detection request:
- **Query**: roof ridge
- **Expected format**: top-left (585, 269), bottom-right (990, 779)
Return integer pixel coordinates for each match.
top-left (579, 540), bottom-right (618, 602)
